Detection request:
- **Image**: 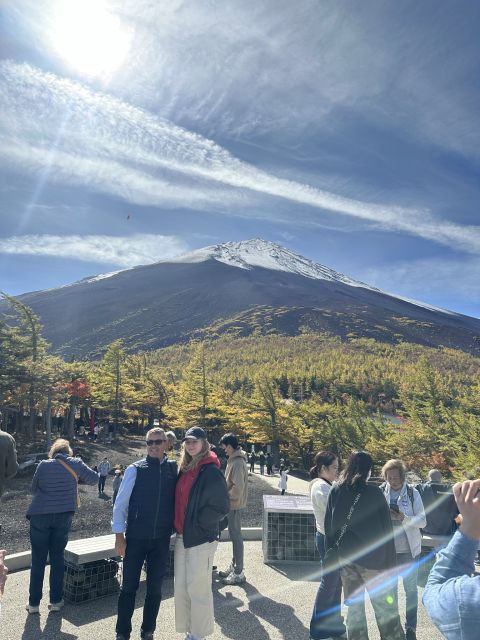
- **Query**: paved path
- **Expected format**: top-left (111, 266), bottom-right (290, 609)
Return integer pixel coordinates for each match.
top-left (251, 469), bottom-right (310, 496)
top-left (2, 541), bottom-right (443, 640)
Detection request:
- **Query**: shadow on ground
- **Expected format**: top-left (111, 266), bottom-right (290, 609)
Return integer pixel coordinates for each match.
top-left (21, 612), bottom-right (78, 640)
top-left (60, 580), bottom-right (175, 628)
top-left (213, 576), bottom-right (310, 640)
top-left (267, 561), bottom-right (322, 584)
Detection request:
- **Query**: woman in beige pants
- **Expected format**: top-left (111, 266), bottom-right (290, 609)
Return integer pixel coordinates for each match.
top-left (174, 427), bottom-right (229, 640)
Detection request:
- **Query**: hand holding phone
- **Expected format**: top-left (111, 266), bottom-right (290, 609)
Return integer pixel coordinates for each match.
top-left (453, 479), bottom-right (480, 540)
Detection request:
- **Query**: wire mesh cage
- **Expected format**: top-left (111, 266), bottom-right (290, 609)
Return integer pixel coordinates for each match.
top-left (263, 495), bottom-right (319, 563)
top-left (64, 558), bottom-right (121, 603)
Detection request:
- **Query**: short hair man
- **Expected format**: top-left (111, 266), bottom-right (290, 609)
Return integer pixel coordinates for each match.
top-left (218, 433), bottom-right (248, 584)
top-left (112, 428), bottom-right (177, 640)
top-left (97, 456), bottom-right (111, 496)
top-left (164, 431), bottom-right (177, 457)
top-left (0, 412), bottom-right (18, 500)
top-left (423, 479), bottom-right (480, 640)
top-left (428, 469), bottom-right (442, 483)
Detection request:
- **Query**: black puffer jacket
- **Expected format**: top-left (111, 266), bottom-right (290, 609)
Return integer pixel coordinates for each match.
top-left (325, 481), bottom-right (397, 570)
top-left (182, 462), bottom-right (230, 549)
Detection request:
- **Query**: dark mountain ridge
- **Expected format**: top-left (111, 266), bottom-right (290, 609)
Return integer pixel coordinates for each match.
top-left (2, 240), bottom-right (479, 357)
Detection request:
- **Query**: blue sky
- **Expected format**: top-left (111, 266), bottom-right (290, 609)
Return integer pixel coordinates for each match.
top-left (1, 0), bottom-right (479, 318)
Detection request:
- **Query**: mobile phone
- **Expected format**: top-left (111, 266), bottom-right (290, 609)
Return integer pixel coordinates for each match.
top-left (390, 504), bottom-right (400, 513)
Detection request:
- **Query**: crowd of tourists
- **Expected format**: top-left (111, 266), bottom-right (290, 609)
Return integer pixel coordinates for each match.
top-left (308, 449), bottom-right (480, 640)
top-left (1, 410), bottom-right (480, 639)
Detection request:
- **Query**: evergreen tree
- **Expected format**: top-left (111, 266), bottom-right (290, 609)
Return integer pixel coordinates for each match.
top-left (89, 340), bottom-right (132, 433)
top-left (1, 293), bottom-right (49, 436)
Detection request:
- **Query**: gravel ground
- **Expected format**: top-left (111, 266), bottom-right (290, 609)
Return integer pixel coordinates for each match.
top-left (0, 436), bottom-right (283, 554)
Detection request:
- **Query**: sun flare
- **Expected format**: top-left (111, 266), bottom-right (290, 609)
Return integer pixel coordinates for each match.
top-left (49, 1), bottom-right (132, 78)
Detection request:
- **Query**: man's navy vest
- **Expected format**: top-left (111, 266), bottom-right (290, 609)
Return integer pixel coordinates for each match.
top-left (126, 456), bottom-right (177, 539)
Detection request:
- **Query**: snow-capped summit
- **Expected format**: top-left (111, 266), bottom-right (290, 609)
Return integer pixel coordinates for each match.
top-left (168, 238), bottom-right (379, 291)
top-left (5, 238), bottom-right (476, 358)
top-left (60, 238), bottom-right (451, 317)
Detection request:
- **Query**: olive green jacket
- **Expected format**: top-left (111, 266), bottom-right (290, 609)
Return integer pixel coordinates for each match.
top-left (0, 429), bottom-right (19, 498)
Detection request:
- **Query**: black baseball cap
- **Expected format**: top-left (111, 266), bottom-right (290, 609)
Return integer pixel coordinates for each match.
top-left (183, 426), bottom-right (207, 441)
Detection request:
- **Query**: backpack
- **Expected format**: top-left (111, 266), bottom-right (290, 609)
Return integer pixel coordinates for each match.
top-left (380, 482), bottom-right (415, 511)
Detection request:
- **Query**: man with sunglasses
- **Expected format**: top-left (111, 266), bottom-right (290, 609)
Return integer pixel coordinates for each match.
top-left (112, 428), bottom-right (177, 640)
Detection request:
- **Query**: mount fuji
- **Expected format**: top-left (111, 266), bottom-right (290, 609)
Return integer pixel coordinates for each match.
top-left (2, 239), bottom-right (479, 357)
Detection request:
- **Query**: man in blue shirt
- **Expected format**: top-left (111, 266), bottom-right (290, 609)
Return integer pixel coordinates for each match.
top-left (112, 428), bottom-right (177, 640)
top-left (423, 478), bottom-right (480, 640)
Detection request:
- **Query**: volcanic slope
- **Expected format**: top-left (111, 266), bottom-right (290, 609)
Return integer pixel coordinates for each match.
top-left (2, 239), bottom-right (479, 357)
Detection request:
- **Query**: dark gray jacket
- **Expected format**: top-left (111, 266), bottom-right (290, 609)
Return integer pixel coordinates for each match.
top-left (325, 481), bottom-right (397, 570)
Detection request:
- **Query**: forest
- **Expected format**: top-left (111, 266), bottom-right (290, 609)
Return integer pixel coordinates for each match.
top-left (1, 293), bottom-right (479, 478)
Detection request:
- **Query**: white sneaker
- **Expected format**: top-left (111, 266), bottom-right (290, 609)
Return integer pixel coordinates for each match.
top-left (25, 603), bottom-right (40, 614)
top-left (217, 562), bottom-right (234, 578)
top-left (222, 569), bottom-right (246, 584)
top-left (48, 599), bottom-right (64, 612)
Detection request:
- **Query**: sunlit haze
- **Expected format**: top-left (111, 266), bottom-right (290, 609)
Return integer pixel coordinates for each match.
top-left (49, 0), bottom-right (132, 78)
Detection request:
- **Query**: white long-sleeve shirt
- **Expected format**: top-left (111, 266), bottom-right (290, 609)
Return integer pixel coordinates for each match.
top-left (310, 477), bottom-right (332, 534)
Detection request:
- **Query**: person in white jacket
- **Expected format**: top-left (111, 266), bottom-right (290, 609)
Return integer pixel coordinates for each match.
top-left (309, 451), bottom-right (346, 640)
top-left (278, 464), bottom-right (289, 495)
top-left (381, 459), bottom-right (426, 640)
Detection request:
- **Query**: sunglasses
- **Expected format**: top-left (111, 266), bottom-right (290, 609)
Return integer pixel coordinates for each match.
top-left (146, 438), bottom-right (167, 446)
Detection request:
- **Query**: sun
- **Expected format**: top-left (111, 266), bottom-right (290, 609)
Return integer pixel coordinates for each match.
top-left (49, 1), bottom-right (132, 79)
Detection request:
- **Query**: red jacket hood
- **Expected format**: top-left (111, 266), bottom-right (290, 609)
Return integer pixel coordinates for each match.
top-left (199, 450), bottom-right (220, 468)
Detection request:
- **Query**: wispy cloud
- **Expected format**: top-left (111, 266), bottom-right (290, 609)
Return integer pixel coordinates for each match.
top-left (0, 233), bottom-right (188, 267)
top-left (362, 257), bottom-right (480, 316)
top-left (109, 1), bottom-right (480, 159)
top-left (1, 60), bottom-right (480, 254)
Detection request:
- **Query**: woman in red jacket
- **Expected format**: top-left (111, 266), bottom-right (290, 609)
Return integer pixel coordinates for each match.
top-left (174, 427), bottom-right (229, 640)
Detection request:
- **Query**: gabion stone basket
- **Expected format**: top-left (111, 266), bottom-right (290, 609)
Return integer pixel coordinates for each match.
top-left (64, 558), bottom-right (120, 603)
top-left (263, 495), bottom-right (319, 563)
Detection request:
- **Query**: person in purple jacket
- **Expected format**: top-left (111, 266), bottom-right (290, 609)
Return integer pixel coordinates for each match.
top-left (423, 478), bottom-right (480, 640)
top-left (25, 438), bottom-right (98, 614)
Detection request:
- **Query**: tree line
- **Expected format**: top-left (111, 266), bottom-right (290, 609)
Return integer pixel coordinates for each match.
top-left (1, 293), bottom-right (479, 478)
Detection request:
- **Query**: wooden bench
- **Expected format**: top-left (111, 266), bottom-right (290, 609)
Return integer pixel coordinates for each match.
top-left (65, 534), bottom-right (118, 565)
top-left (421, 533), bottom-right (480, 574)
top-left (63, 535), bottom-right (121, 603)
top-left (422, 533), bottom-right (480, 550)
top-left (64, 533), bottom-right (176, 565)
top-left (421, 534), bottom-right (451, 550)
top-left (63, 534), bottom-right (175, 603)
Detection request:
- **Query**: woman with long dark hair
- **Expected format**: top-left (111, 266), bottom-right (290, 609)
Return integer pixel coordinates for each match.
top-left (309, 451), bottom-right (346, 639)
top-left (324, 451), bottom-right (405, 640)
top-left (25, 438), bottom-right (98, 614)
top-left (174, 427), bottom-right (229, 640)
